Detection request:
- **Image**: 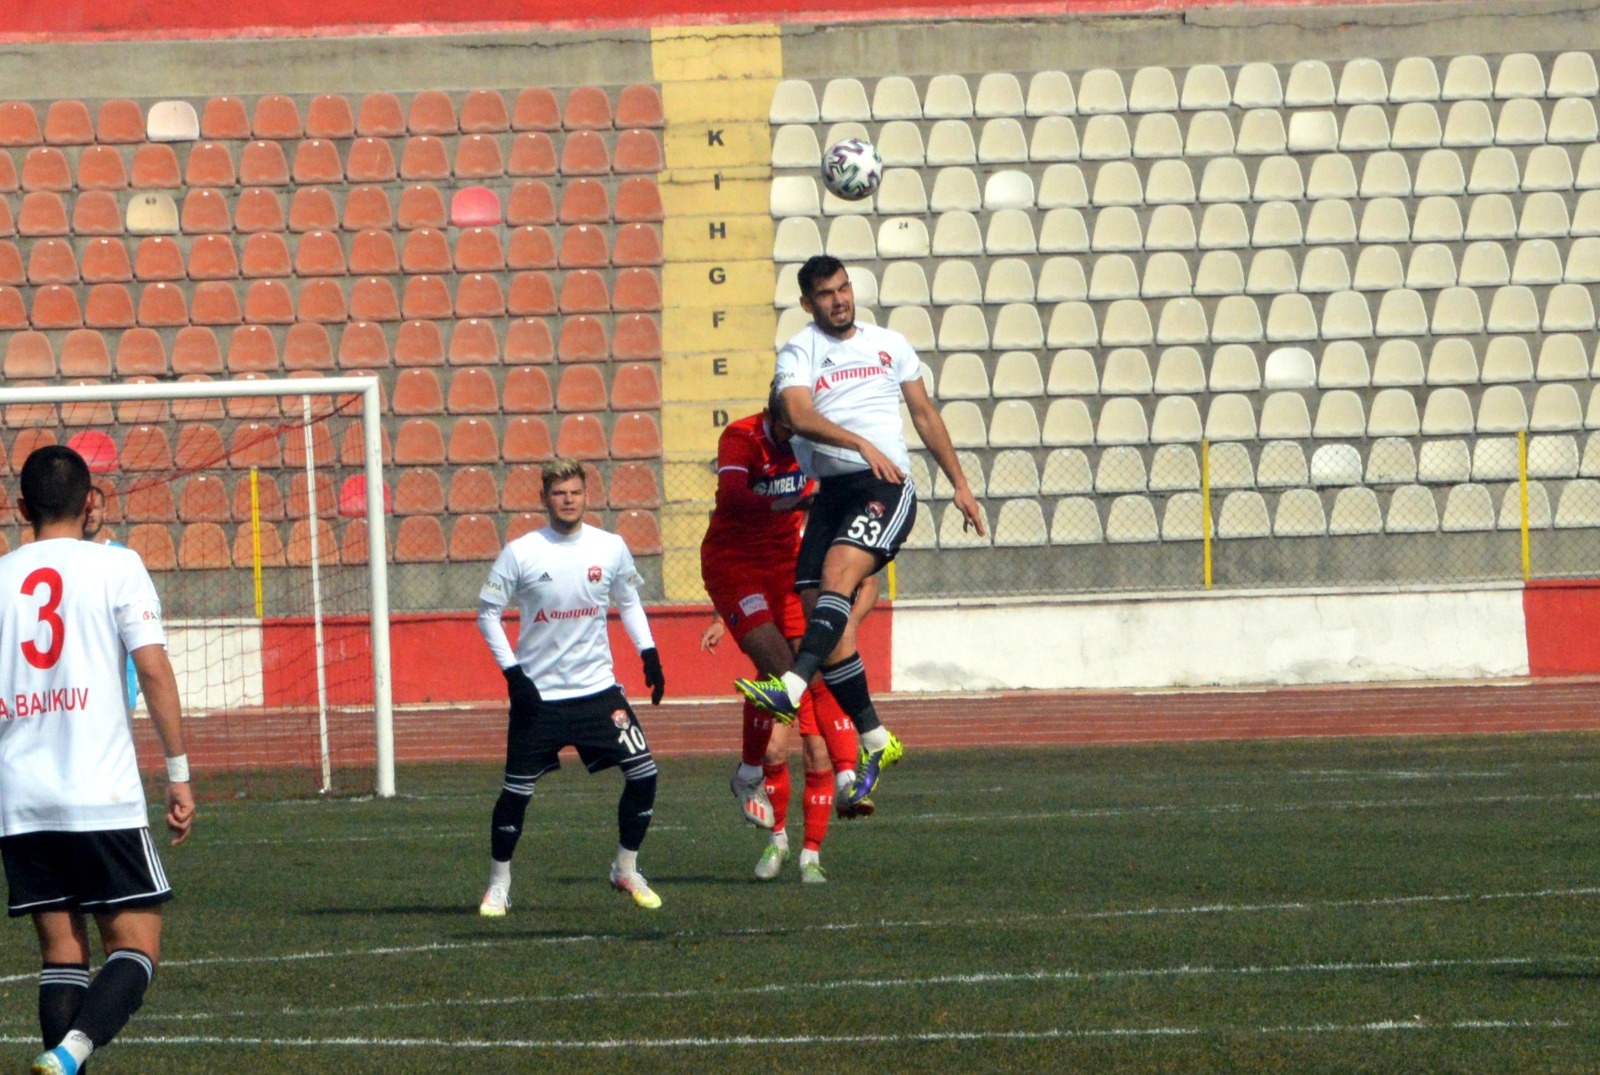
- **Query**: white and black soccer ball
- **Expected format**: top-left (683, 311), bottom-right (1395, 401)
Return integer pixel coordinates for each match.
top-left (820, 137), bottom-right (883, 201)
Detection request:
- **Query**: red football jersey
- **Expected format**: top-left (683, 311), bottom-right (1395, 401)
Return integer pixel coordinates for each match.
top-left (700, 411), bottom-right (815, 568)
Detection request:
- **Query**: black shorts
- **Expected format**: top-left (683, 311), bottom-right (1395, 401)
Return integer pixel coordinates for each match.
top-left (506, 685), bottom-right (653, 779)
top-left (2, 828), bottom-right (172, 917)
top-left (795, 470), bottom-right (918, 591)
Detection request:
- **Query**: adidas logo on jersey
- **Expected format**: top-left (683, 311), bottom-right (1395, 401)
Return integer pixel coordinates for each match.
top-left (821, 356), bottom-right (836, 368)
top-left (535, 572), bottom-right (553, 582)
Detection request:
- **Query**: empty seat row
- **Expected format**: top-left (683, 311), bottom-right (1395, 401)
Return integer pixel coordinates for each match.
top-left (387, 365), bottom-right (660, 415)
top-left (772, 55), bottom-right (1600, 125)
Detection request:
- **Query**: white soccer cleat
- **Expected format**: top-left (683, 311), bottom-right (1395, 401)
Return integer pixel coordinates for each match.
top-left (609, 866), bottom-right (662, 909)
top-left (799, 860), bottom-right (828, 884)
top-left (753, 842), bottom-right (788, 881)
top-left (479, 883), bottom-right (510, 917)
top-left (730, 767), bottom-right (775, 829)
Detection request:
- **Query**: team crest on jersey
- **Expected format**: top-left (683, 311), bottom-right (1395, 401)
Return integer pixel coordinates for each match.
top-left (866, 501), bottom-right (885, 518)
top-left (588, 566), bottom-right (603, 582)
top-left (611, 709), bottom-right (630, 729)
top-left (878, 350), bottom-right (893, 366)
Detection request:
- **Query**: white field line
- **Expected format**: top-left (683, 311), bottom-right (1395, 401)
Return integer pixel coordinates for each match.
top-left (1, 885), bottom-right (1596, 988)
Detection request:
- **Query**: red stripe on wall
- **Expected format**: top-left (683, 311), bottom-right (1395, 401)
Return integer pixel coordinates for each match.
top-left (1523, 580), bottom-right (1600, 677)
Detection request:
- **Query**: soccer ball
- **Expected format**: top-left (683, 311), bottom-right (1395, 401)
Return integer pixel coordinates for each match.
top-left (821, 138), bottom-right (883, 201)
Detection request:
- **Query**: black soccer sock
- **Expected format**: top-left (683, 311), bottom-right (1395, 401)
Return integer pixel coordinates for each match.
top-left (39, 962), bottom-right (89, 1048)
top-left (490, 787), bottom-right (534, 862)
top-left (617, 769), bottom-right (657, 852)
top-left (72, 949), bottom-right (152, 1049)
top-left (792, 590), bottom-right (854, 683)
top-left (821, 654), bottom-right (881, 735)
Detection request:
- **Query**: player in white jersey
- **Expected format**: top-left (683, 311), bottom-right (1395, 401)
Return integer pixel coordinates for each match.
top-left (475, 458), bottom-right (668, 913)
top-left (737, 255), bottom-right (984, 813)
top-left (0, 446), bottom-right (193, 1075)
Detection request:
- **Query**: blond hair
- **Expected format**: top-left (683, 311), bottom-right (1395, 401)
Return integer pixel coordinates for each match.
top-left (540, 457), bottom-right (586, 495)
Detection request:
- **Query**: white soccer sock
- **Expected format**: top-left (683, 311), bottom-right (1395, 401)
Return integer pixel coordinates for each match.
top-left (860, 726), bottom-right (890, 752)
top-left (834, 770), bottom-right (856, 794)
top-left (798, 848), bottom-right (820, 867)
top-left (780, 671), bottom-right (807, 706)
top-left (61, 1030), bottom-right (94, 1066)
top-left (614, 847), bottom-right (639, 874)
top-left (770, 829), bottom-right (788, 849)
top-left (736, 762), bottom-right (763, 784)
top-left (488, 859), bottom-right (511, 889)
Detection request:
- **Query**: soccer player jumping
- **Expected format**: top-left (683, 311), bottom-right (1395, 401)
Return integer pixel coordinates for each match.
top-left (475, 459), bottom-right (668, 914)
top-left (737, 255), bottom-right (984, 813)
top-left (0, 446), bottom-right (194, 1075)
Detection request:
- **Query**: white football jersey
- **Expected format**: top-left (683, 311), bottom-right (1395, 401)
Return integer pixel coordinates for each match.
top-left (479, 524), bottom-right (651, 701)
top-left (0, 538), bottom-right (166, 835)
top-left (774, 320), bottom-right (921, 478)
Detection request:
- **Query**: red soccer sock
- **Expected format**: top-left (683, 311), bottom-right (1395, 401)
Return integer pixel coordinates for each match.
top-left (742, 700), bottom-right (774, 767)
top-left (764, 761), bottom-right (791, 834)
top-left (811, 682), bottom-right (860, 774)
top-left (802, 769), bottom-right (833, 851)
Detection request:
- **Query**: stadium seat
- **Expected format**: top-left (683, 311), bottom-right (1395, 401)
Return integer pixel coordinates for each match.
top-left (394, 516), bottom-right (447, 562)
top-left (452, 187), bottom-right (503, 227)
top-left (447, 417), bottom-right (500, 464)
top-left (392, 419), bottom-right (445, 467)
top-left (446, 367), bottom-right (499, 414)
top-left (394, 468), bottom-right (446, 516)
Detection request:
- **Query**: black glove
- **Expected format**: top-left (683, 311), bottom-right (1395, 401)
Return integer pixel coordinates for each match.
top-left (641, 647), bottom-right (665, 706)
top-left (504, 666), bottom-right (540, 713)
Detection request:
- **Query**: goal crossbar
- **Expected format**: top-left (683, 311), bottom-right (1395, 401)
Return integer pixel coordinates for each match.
top-left (0, 378), bottom-right (396, 797)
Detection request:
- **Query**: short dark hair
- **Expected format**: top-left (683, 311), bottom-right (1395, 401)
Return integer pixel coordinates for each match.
top-left (19, 445), bottom-right (91, 527)
top-left (797, 255), bottom-right (846, 298)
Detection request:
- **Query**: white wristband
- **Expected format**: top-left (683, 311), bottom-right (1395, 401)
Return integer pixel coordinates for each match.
top-left (165, 754), bottom-right (190, 783)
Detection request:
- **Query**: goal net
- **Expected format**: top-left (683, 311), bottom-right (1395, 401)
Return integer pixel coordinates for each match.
top-left (0, 378), bottom-right (394, 799)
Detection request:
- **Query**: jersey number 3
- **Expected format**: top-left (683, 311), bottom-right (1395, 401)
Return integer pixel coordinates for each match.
top-left (21, 567), bottom-right (65, 670)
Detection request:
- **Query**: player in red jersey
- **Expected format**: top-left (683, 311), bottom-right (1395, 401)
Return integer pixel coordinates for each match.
top-left (700, 393), bottom-right (872, 882)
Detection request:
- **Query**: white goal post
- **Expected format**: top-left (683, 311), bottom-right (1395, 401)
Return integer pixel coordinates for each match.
top-left (0, 377), bottom-right (396, 798)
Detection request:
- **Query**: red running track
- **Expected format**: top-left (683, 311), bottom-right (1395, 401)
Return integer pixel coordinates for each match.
top-left (136, 678), bottom-right (1600, 772)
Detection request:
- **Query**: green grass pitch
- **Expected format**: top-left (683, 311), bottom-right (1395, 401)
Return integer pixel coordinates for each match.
top-left (2, 735), bottom-right (1599, 1073)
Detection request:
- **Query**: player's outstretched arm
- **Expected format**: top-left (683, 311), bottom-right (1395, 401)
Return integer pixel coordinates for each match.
top-left (903, 379), bottom-right (985, 536)
top-left (131, 644), bottom-right (195, 846)
top-left (780, 386), bottom-right (904, 483)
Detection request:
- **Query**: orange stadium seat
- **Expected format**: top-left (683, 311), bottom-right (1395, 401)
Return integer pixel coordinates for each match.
top-left (126, 524), bottom-right (177, 571)
top-left (0, 287), bottom-right (25, 328)
top-left (122, 425), bottom-right (173, 470)
top-left (395, 516), bottom-right (447, 562)
top-left (447, 466), bottom-right (499, 514)
top-left (178, 522), bottom-right (232, 569)
top-left (134, 236), bottom-right (184, 281)
top-left (0, 241), bottom-right (17, 284)
top-left (507, 132), bottom-right (556, 177)
top-left (613, 314), bottom-right (661, 361)
top-left (284, 322), bottom-right (334, 370)
top-left (240, 140), bottom-right (290, 186)
top-left (18, 192), bottom-right (68, 235)
top-left (243, 278), bottom-right (295, 323)
top-left (231, 468), bottom-right (284, 518)
top-left (454, 228), bottom-right (505, 271)
top-left (9, 429), bottom-right (58, 470)
top-left (451, 186), bottom-right (502, 227)
top-left (613, 268), bottom-right (661, 312)
top-left (60, 329), bottom-right (111, 376)
top-left (96, 99), bottom-right (144, 144)
top-left (339, 518), bottom-right (380, 564)
top-left (357, 92), bottom-right (405, 137)
top-left (454, 136), bottom-right (503, 179)
top-left (116, 379), bottom-right (169, 425)
top-left (295, 230), bottom-right (347, 276)
top-left (0, 102), bottom-right (42, 146)
top-left (447, 417), bottom-right (500, 464)
top-left (188, 234), bottom-right (239, 279)
top-left (503, 366), bottom-right (553, 414)
top-left (449, 318), bottom-right (499, 364)
top-left (286, 518), bottom-right (339, 566)
top-left (253, 95), bottom-right (302, 140)
top-left (226, 324), bottom-right (279, 372)
top-left (505, 512), bottom-right (548, 542)
top-left (348, 276), bottom-right (400, 321)
top-left (289, 188), bottom-right (338, 232)
top-left (501, 466), bottom-right (544, 511)
top-left (241, 232), bottom-right (292, 277)
top-left (507, 181), bottom-right (556, 226)
top-left (407, 91), bottom-right (457, 135)
top-left (608, 462), bottom-right (660, 509)
top-left (446, 367), bottom-right (498, 414)
top-left (610, 363), bottom-right (661, 410)
top-left (505, 318), bottom-right (554, 364)
top-left (401, 228), bottom-right (452, 274)
top-left (615, 509), bottom-right (662, 555)
top-left (180, 189), bottom-right (232, 234)
top-left (616, 85), bottom-right (664, 129)
top-left (33, 284), bottom-right (83, 328)
top-left (76, 146), bottom-right (128, 190)
top-left (555, 365), bottom-right (607, 412)
top-left (200, 96), bottom-right (250, 139)
top-left (455, 88), bottom-right (507, 132)
top-left (401, 275), bottom-right (452, 320)
top-left (226, 422), bottom-right (282, 470)
top-left (174, 423), bottom-right (227, 472)
top-left (346, 137), bottom-right (397, 183)
top-left (559, 179), bottom-right (610, 225)
top-left (508, 271), bottom-right (556, 316)
top-left (172, 326), bottom-right (223, 373)
top-left (21, 147), bottom-right (71, 191)
top-left (0, 154), bottom-right (14, 192)
top-left (285, 474), bottom-right (337, 520)
top-left (4, 332), bottom-right (54, 377)
top-left (558, 270), bottom-right (609, 314)
top-left (557, 316), bottom-right (607, 362)
top-left (130, 144), bottom-right (180, 188)
top-left (338, 418), bottom-right (391, 466)
top-left (558, 225), bottom-right (608, 268)
top-left (555, 414), bottom-right (607, 460)
top-left (610, 412), bottom-right (661, 459)
top-left (454, 274), bottom-right (504, 318)
top-left (513, 87), bottom-right (560, 131)
top-left (507, 226), bottom-right (556, 270)
top-left (393, 368), bottom-right (444, 414)
top-left (564, 87), bottom-right (612, 131)
top-left (397, 184), bottom-right (447, 229)
top-left (223, 373), bottom-right (278, 420)
top-left (614, 176), bottom-right (663, 223)
top-left (59, 385), bottom-right (113, 429)
top-left (394, 419), bottom-right (445, 466)
top-left (281, 425), bottom-right (335, 469)
top-left (341, 186), bottom-right (392, 231)
top-left (400, 136), bottom-right (450, 180)
top-left (115, 328), bottom-right (167, 375)
top-left (185, 142), bottom-right (236, 187)
top-left (234, 519), bottom-right (287, 568)
top-left (27, 239), bottom-right (77, 284)
top-left (72, 191), bottom-right (124, 236)
top-left (336, 320), bottom-right (389, 368)
top-left (293, 139), bottom-right (344, 184)
top-left (449, 514), bottom-right (501, 561)
top-left (179, 475), bottom-right (231, 522)
top-left (348, 229), bottom-right (399, 275)
top-left (190, 281), bottom-right (242, 325)
top-left (395, 319), bottom-right (446, 366)
top-left (613, 224), bottom-right (663, 267)
top-left (305, 94), bottom-right (355, 139)
top-left (235, 188), bottom-right (286, 233)
top-left (614, 130), bottom-right (662, 174)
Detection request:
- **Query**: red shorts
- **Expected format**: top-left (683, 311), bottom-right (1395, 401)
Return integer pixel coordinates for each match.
top-left (703, 557), bottom-right (806, 644)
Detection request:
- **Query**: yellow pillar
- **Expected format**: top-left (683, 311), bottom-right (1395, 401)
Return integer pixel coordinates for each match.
top-left (652, 24), bottom-right (781, 599)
